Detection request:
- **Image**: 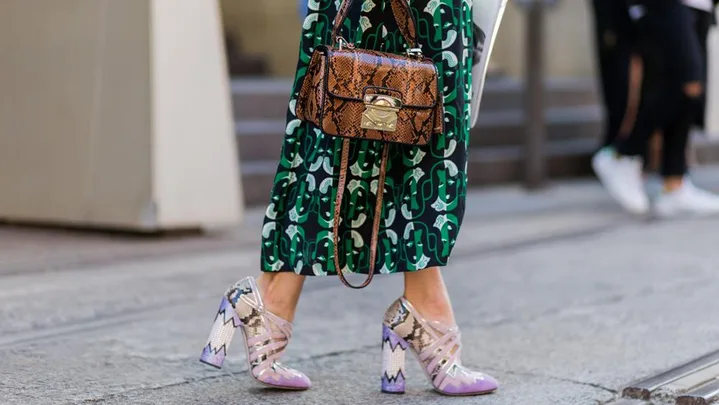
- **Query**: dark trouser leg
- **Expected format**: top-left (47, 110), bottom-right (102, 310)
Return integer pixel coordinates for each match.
top-left (614, 1), bottom-right (703, 180)
top-left (661, 87), bottom-right (702, 177)
top-left (591, 0), bottom-right (635, 146)
top-left (658, 6), bottom-right (704, 178)
top-left (692, 9), bottom-right (712, 130)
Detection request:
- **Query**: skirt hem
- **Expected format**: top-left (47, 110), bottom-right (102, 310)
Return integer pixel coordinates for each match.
top-left (261, 258), bottom-right (451, 276)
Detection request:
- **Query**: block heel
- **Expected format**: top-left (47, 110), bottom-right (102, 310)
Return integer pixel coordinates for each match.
top-left (381, 324), bottom-right (408, 394)
top-left (199, 296), bottom-right (241, 369)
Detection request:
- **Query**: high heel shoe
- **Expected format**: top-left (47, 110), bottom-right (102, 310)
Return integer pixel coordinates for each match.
top-left (381, 297), bottom-right (498, 396)
top-left (199, 277), bottom-right (311, 390)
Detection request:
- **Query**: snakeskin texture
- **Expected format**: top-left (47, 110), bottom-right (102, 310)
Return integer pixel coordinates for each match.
top-left (381, 324), bottom-right (408, 393)
top-left (296, 47), bottom-right (441, 146)
top-left (327, 49), bottom-right (438, 107)
top-left (200, 278), bottom-right (311, 390)
top-left (433, 97), bottom-right (444, 134)
top-left (383, 298), bottom-right (499, 396)
top-left (296, 0), bottom-right (442, 147)
top-left (388, 0), bottom-right (418, 48)
top-left (295, 49), bottom-right (325, 124)
top-left (199, 296), bottom-right (241, 369)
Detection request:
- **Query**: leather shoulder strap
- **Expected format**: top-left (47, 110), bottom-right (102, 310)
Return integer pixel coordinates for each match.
top-left (330, 0), bottom-right (419, 48)
top-left (334, 140), bottom-right (389, 289)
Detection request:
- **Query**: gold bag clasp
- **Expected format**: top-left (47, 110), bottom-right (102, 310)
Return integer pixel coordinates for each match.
top-left (361, 94), bottom-right (401, 132)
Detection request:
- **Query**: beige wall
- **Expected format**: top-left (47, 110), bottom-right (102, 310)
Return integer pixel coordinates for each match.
top-left (0, 0), bottom-right (241, 230)
top-left (493, 2), bottom-right (596, 78)
top-left (220, 1), bottom-right (597, 78)
top-left (0, 0), bottom-right (154, 225)
top-left (151, 0), bottom-right (243, 227)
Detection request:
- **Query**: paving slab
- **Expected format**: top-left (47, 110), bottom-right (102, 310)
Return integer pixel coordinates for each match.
top-left (3, 168), bottom-right (719, 404)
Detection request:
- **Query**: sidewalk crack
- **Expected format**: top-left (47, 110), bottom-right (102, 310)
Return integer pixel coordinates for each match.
top-left (494, 368), bottom-right (619, 395)
top-left (72, 345), bottom-right (376, 404)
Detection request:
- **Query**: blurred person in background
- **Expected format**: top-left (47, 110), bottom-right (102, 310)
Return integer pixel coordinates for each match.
top-left (590, 0), bottom-right (641, 148)
top-left (592, 0), bottom-right (719, 217)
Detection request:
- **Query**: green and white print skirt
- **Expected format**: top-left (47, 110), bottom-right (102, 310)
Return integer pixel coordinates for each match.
top-left (261, 0), bottom-right (473, 276)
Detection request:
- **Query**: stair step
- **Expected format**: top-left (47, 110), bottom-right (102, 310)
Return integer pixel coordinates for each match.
top-left (231, 77), bottom-right (599, 121)
top-left (241, 139), bottom-right (598, 207)
top-left (241, 160), bottom-right (279, 208)
top-left (240, 137), bottom-right (719, 207)
top-left (473, 105), bottom-right (602, 147)
top-left (467, 138), bottom-right (595, 186)
top-left (235, 105), bottom-right (603, 162)
top-left (235, 121), bottom-right (286, 162)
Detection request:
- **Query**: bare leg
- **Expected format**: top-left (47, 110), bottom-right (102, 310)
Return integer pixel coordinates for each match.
top-left (381, 267), bottom-right (499, 396)
top-left (403, 267), bottom-right (456, 326)
top-left (256, 272), bottom-right (306, 322)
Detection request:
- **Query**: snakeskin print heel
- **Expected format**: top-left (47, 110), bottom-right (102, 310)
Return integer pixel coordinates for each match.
top-left (199, 295), bottom-right (240, 369)
top-left (199, 277), bottom-right (311, 390)
top-left (381, 324), bottom-right (408, 394)
top-left (382, 297), bottom-right (498, 396)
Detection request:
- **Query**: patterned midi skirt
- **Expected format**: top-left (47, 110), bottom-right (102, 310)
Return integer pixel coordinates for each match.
top-left (260, 0), bottom-right (473, 276)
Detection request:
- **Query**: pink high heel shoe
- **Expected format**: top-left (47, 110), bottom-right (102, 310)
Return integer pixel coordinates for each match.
top-left (199, 277), bottom-right (311, 390)
top-left (382, 297), bottom-right (499, 396)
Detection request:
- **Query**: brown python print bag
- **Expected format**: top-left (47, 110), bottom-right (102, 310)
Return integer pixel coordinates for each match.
top-left (296, 0), bottom-right (444, 289)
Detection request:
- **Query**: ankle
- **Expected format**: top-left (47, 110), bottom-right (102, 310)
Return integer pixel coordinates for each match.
top-left (663, 176), bottom-right (684, 193)
top-left (403, 293), bottom-right (456, 326)
top-left (256, 273), bottom-right (301, 322)
top-left (260, 287), bottom-right (296, 323)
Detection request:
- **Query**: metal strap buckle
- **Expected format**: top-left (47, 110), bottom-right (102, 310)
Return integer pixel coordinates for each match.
top-left (336, 36), bottom-right (355, 50)
top-left (406, 47), bottom-right (423, 58)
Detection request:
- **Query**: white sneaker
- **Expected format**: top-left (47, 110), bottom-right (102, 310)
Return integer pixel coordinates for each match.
top-left (592, 147), bottom-right (650, 214)
top-left (654, 180), bottom-right (719, 218)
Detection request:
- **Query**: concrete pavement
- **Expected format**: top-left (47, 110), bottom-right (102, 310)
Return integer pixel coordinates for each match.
top-left (3, 167), bottom-right (719, 405)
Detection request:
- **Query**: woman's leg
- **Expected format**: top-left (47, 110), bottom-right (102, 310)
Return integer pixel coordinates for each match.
top-left (403, 267), bottom-right (455, 326)
top-left (652, 6), bottom-right (719, 216)
top-left (257, 272), bottom-right (306, 322)
top-left (383, 266), bottom-right (499, 396)
top-left (199, 273), bottom-right (311, 390)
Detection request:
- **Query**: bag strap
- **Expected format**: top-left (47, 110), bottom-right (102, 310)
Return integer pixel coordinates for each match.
top-left (330, 0), bottom-right (419, 49)
top-left (333, 139), bottom-right (390, 289)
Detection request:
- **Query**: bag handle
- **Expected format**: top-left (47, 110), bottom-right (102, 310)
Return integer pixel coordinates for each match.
top-left (333, 139), bottom-right (390, 289)
top-left (330, 0), bottom-right (420, 50)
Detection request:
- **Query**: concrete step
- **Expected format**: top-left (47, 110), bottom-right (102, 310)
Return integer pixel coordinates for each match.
top-left (472, 104), bottom-right (602, 147)
top-left (241, 160), bottom-right (279, 208)
top-left (240, 139), bottom-right (597, 207)
top-left (466, 138), bottom-right (596, 186)
top-left (239, 136), bottom-right (719, 207)
top-left (231, 77), bottom-right (599, 121)
top-left (235, 105), bottom-right (603, 162)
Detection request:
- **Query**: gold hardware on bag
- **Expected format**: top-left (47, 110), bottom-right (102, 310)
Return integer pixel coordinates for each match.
top-left (361, 94), bottom-right (402, 132)
top-left (337, 36), bottom-right (354, 50)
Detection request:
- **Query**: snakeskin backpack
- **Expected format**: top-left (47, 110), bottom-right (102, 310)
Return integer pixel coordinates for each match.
top-left (296, 0), bottom-right (443, 289)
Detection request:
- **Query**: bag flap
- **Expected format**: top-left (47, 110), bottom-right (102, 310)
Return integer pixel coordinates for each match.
top-left (325, 48), bottom-right (439, 109)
